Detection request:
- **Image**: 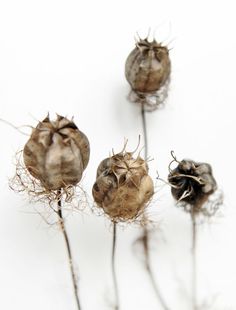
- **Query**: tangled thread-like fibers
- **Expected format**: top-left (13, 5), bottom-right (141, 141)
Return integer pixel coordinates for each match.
top-left (128, 78), bottom-right (170, 112)
top-left (91, 199), bottom-right (155, 227)
top-left (177, 189), bottom-right (224, 221)
top-left (10, 151), bottom-right (89, 224)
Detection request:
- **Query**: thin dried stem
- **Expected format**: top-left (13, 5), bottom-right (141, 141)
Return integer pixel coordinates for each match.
top-left (141, 105), bottom-right (170, 310)
top-left (57, 193), bottom-right (81, 310)
top-left (191, 208), bottom-right (197, 310)
top-left (142, 226), bottom-right (170, 310)
top-left (0, 117), bottom-right (31, 136)
top-left (141, 105), bottom-right (148, 160)
top-left (111, 222), bottom-right (120, 310)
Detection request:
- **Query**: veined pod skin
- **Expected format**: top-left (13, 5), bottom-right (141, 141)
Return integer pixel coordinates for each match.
top-left (125, 38), bottom-right (171, 94)
top-left (92, 151), bottom-right (154, 222)
top-left (23, 114), bottom-right (90, 191)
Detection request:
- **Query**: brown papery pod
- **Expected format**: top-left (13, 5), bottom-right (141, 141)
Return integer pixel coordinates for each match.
top-left (92, 151), bottom-right (154, 222)
top-left (14, 114), bottom-right (90, 309)
top-left (23, 114), bottom-right (90, 191)
top-left (125, 37), bottom-right (171, 111)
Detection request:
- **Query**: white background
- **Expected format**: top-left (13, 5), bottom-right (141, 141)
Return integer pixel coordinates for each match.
top-left (0, 0), bottom-right (236, 309)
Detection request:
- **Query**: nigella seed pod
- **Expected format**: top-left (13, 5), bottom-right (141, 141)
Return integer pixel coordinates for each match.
top-left (125, 38), bottom-right (170, 93)
top-left (10, 114), bottom-right (89, 308)
top-left (23, 114), bottom-right (90, 191)
top-left (92, 151), bottom-right (154, 222)
top-left (168, 159), bottom-right (217, 208)
top-left (125, 37), bottom-right (171, 110)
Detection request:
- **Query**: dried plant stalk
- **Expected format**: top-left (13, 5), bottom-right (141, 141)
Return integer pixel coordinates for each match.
top-left (125, 33), bottom-right (171, 309)
top-left (111, 222), bottom-right (119, 310)
top-left (168, 156), bottom-right (219, 310)
top-left (92, 145), bottom-right (154, 309)
top-left (140, 106), bottom-right (170, 310)
top-left (11, 114), bottom-right (90, 310)
top-left (57, 192), bottom-right (81, 310)
top-left (191, 207), bottom-right (197, 310)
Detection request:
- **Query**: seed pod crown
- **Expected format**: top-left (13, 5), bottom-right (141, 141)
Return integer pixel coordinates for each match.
top-left (168, 158), bottom-right (217, 208)
top-left (92, 150), bottom-right (154, 222)
top-left (125, 38), bottom-right (171, 94)
top-left (23, 114), bottom-right (90, 191)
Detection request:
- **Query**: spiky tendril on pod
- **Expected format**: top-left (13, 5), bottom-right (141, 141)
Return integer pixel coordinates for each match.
top-left (92, 149), bottom-right (154, 222)
top-left (125, 37), bottom-right (171, 111)
top-left (168, 157), bottom-right (218, 213)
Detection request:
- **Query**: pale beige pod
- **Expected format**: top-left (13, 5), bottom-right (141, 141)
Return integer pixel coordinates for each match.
top-left (23, 115), bottom-right (90, 191)
top-left (92, 151), bottom-right (154, 221)
top-left (125, 38), bottom-right (171, 94)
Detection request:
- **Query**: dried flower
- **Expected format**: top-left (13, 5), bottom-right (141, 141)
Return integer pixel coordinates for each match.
top-left (125, 37), bottom-right (171, 110)
top-left (23, 114), bottom-right (90, 191)
top-left (125, 37), bottom-right (172, 307)
top-left (168, 158), bottom-right (217, 209)
top-left (168, 156), bottom-right (220, 310)
top-left (11, 114), bottom-right (90, 309)
top-left (92, 150), bottom-right (154, 222)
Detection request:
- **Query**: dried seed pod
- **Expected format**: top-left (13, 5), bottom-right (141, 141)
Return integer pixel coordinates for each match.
top-left (125, 37), bottom-right (171, 110)
top-left (92, 151), bottom-right (154, 222)
top-left (23, 114), bottom-right (90, 191)
top-left (168, 159), bottom-right (217, 208)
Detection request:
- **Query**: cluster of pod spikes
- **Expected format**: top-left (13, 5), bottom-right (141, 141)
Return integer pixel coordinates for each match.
top-left (12, 34), bottom-right (220, 310)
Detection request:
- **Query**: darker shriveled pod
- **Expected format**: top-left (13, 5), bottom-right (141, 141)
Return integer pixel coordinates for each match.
top-left (23, 114), bottom-right (90, 191)
top-left (92, 151), bottom-right (154, 221)
top-left (168, 159), bottom-right (217, 208)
